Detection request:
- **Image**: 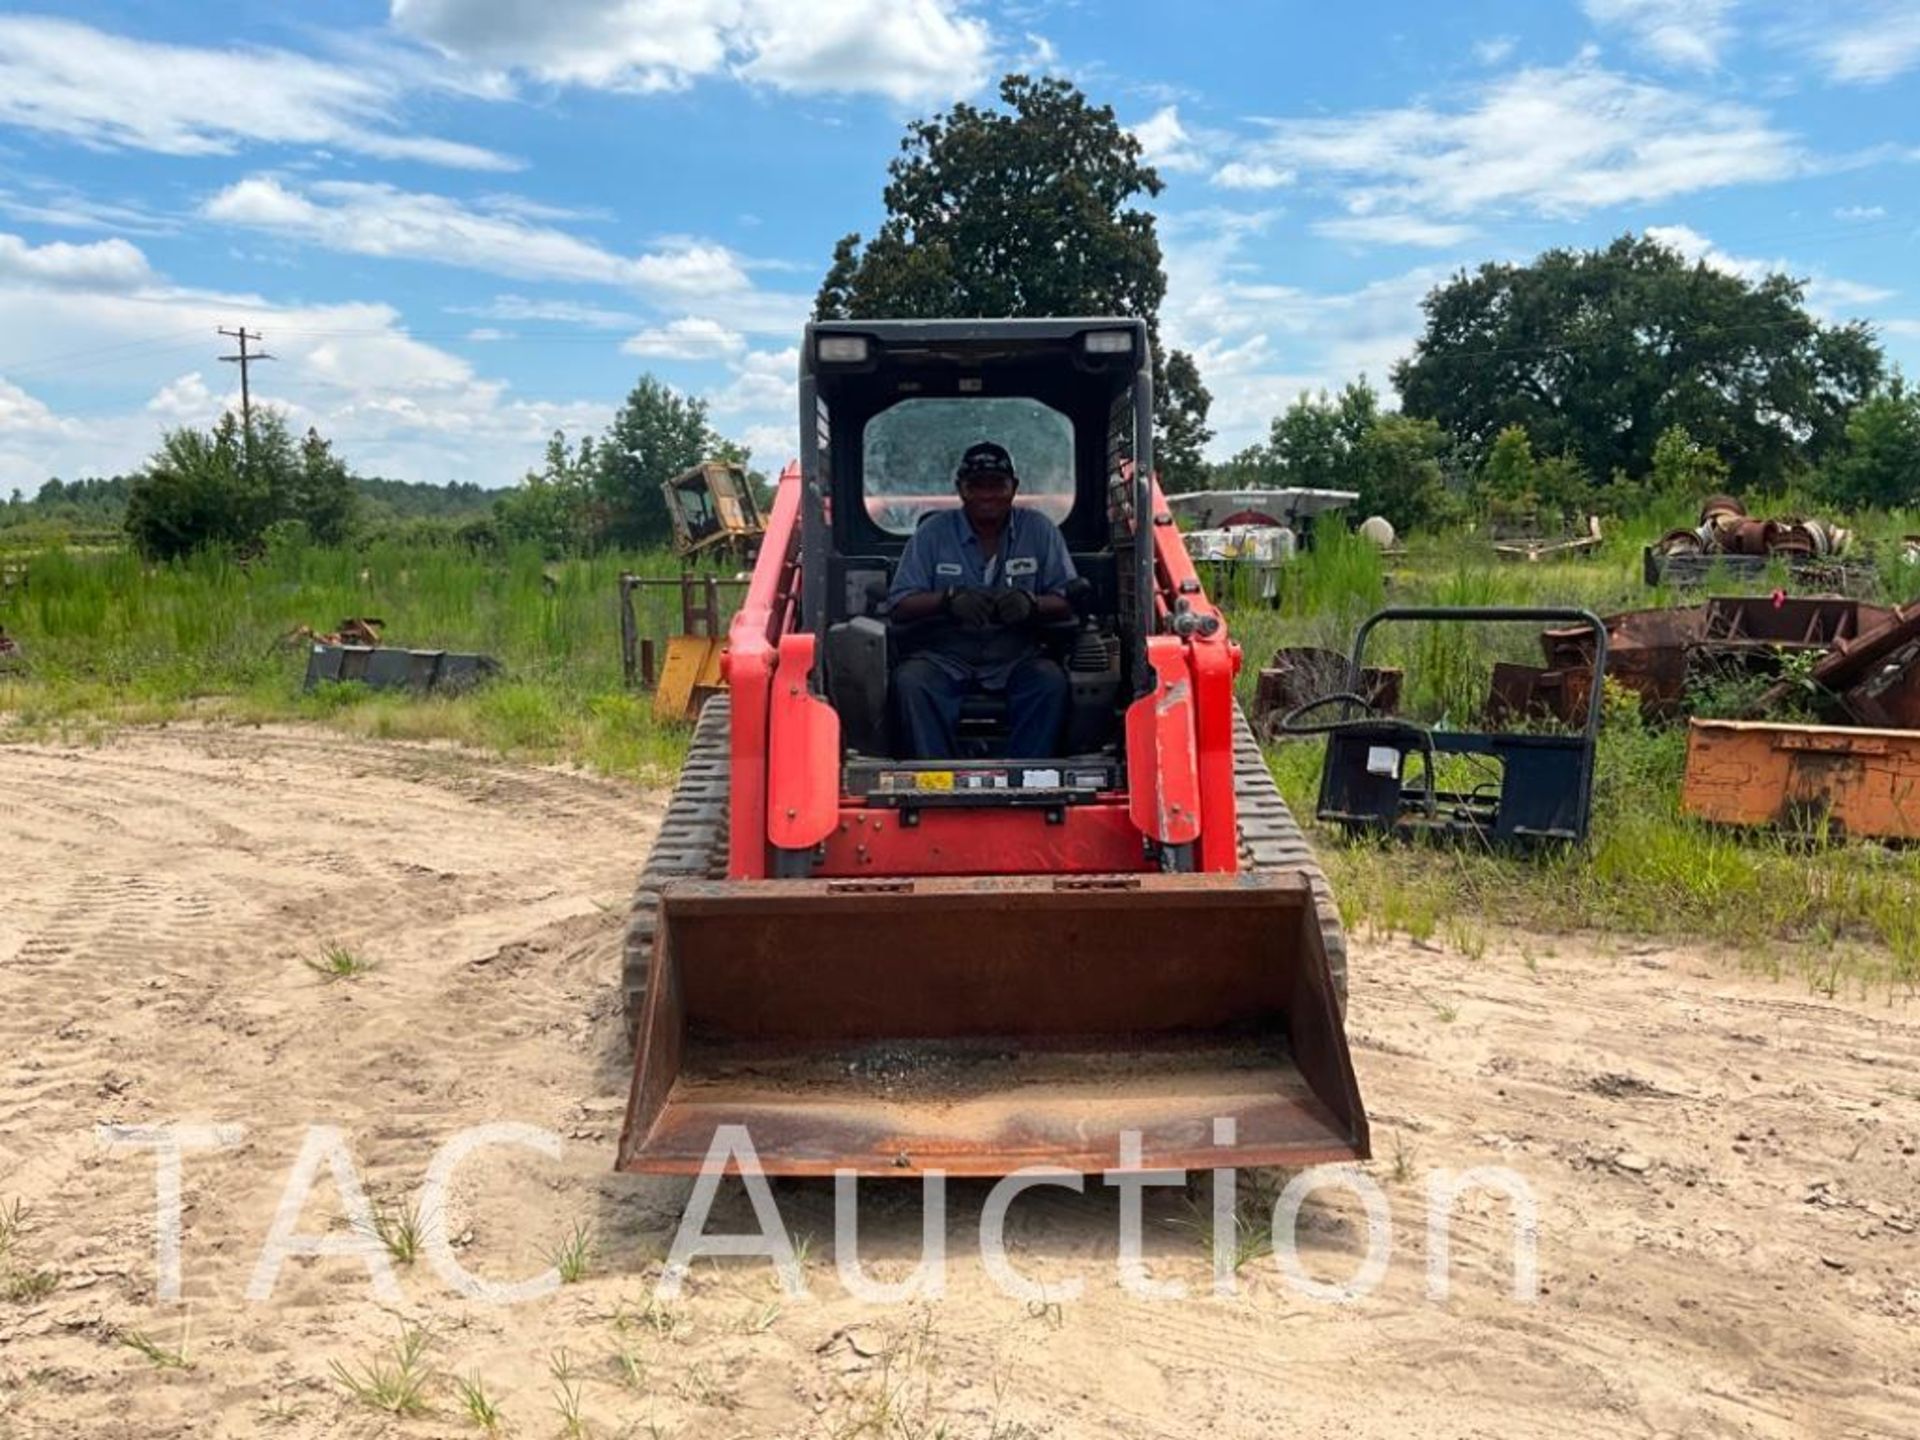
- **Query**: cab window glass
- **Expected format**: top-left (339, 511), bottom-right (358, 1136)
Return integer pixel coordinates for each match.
top-left (862, 398), bottom-right (1073, 534)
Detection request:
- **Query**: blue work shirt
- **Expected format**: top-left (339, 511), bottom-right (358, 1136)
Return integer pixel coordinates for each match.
top-left (889, 505), bottom-right (1078, 686)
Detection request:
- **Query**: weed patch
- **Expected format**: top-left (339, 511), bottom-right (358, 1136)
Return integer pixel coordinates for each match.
top-left (330, 1324), bottom-right (435, 1416)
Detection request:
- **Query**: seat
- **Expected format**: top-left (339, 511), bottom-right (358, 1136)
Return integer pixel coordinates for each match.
top-left (824, 557), bottom-right (1108, 760)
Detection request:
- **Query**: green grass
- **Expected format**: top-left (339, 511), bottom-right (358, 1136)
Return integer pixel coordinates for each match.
top-left (0, 1200), bottom-right (56, 1304)
top-left (1227, 507), bottom-right (1920, 993)
top-left (549, 1349), bottom-right (588, 1438)
top-left (119, 1322), bottom-right (193, 1370)
top-left (305, 944), bottom-right (377, 982)
top-left (1169, 1175), bottom-right (1281, 1274)
top-left (330, 1324), bottom-right (435, 1417)
top-left (7, 519), bottom-right (1920, 989)
top-left (545, 1221), bottom-right (595, 1285)
top-left (1266, 675), bottom-right (1920, 995)
top-left (450, 1372), bottom-right (504, 1433)
top-left (0, 538), bottom-right (700, 783)
top-left (0, 1199), bottom-right (23, 1261)
top-left (359, 1196), bottom-right (429, 1265)
top-left (3, 1268), bottom-right (57, 1302)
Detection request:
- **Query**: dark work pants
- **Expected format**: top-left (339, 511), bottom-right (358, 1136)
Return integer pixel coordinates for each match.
top-left (893, 654), bottom-right (1070, 760)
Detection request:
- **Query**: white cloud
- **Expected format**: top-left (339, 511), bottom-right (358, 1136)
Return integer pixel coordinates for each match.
top-left (1474, 37), bottom-right (1517, 65)
top-left (631, 243), bottom-right (754, 298)
top-left (205, 177), bottom-right (628, 285)
top-left (0, 183), bottom-right (176, 236)
top-left (0, 16), bottom-right (515, 170)
top-left (0, 376), bottom-right (77, 436)
top-left (621, 316), bottom-right (746, 359)
top-left (1779, 4), bottom-right (1920, 85)
top-left (1644, 223), bottom-right (1894, 318)
top-left (733, 1), bottom-right (994, 103)
top-left (465, 327), bottom-right (509, 342)
top-left (1314, 215), bottom-right (1478, 248)
top-left (1155, 210), bottom-right (1446, 453)
top-left (1133, 107), bottom-right (1208, 174)
top-left (736, 422), bottom-right (797, 472)
top-left (1835, 204), bottom-right (1887, 221)
top-left (1582, 0), bottom-right (1736, 70)
top-left (1212, 161), bottom-right (1294, 191)
top-left (1810, 277), bottom-right (1898, 310)
top-left (1241, 55), bottom-right (1800, 218)
top-left (202, 176), bottom-right (809, 333)
top-left (0, 236), bottom-right (610, 489)
top-left (1019, 32), bottom-right (1060, 72)
top-left (450, 295), bottom-right (642, 328)
top-left (145, 372), bottom-right (221, 422)
top-left (1643, 222), bottom-right (1746, 270)
top-left (0, 233), bottom-right (152, 290)
top-left (391, 0), bottom-right (994, 104)
top-left (710, 345), bottom-right (798, 419)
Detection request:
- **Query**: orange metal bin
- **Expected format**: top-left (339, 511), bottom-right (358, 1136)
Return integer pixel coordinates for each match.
top-left (1682, 718), bottom-right (1920, 840)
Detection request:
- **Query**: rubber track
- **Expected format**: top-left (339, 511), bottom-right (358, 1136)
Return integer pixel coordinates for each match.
top-left (623, 694), bottom-right (732, 1042)
top-left (1230, 702), bottom-right (1349, 1012)
top-left (621, 694), bottom-right (1347, 1040)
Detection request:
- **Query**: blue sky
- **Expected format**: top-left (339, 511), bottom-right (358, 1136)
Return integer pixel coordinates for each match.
top-left (1, 0), bottom-right (1917, 492)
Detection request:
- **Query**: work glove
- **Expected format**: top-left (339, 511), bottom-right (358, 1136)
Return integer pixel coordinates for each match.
top-left (991, 587), bottom-right (1038, 626)
top-left (947, 586), bottom-right (998, 629)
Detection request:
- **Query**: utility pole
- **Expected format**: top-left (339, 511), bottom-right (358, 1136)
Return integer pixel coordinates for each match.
top-left (217, 326), bottom-right (273, 470)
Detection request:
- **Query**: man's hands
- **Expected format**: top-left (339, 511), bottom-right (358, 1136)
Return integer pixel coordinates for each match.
top-left (945, 587), bottom-right (1040, 628)
top-left (947, 587), bottom-right (999, 628)
top-left (900, 586), bottom-right (1062, 629)
top-left (991, 587), bottom-right (1037, 626)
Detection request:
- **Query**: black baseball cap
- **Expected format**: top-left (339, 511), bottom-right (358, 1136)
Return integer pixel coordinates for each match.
top-left (956, 441), bottom-right (1018, 483)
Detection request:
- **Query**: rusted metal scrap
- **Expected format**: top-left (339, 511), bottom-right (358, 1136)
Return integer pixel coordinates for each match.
top-left (1485, 661), bottom-right (1588, 728)
top-left (1656, 495), bottom-right (1853, 561)
top-left (1539, 596), bottom-right (1888, 721)
top-left (1252, 646), bottom-right (1401, 738)
top-left (1647, 496), bottom-right (1859, 588)
top-left (1741, 600), bottom-right (1920, 725)
top-left (277, 616), bottom-right (386, 651)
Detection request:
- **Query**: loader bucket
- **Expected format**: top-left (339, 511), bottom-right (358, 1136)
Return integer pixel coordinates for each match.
top-left (618, 872), bottom-right (1368, 1176)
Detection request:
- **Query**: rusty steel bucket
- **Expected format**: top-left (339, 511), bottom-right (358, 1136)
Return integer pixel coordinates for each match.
top-left (617, 871), bottom-right (1368, 1177)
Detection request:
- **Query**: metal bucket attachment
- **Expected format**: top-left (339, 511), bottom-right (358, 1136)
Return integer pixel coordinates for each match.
top-left (618, 872), bottom-right (1368, 1176)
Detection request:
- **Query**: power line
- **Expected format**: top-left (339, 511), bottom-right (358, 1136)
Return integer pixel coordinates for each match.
top-left (0, 328), bottom-right (211, 379)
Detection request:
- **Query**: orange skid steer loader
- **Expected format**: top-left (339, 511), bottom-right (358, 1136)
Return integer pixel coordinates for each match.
top-left (618, 319), bottom-right (1368, 1177)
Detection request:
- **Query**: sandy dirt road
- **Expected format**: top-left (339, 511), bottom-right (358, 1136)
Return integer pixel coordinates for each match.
top-left (0, 725), bottom-right (1915, 1439)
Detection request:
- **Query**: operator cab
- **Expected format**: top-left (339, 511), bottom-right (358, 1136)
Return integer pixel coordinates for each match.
top-left (799, 319), bottom-right (1155, 779)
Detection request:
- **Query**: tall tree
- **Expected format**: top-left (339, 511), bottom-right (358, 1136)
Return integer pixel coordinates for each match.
top-left (595, 376), bottom-right (719, 548)
top-left (1244, 379), bottom-right (1449, 531)
top-left (1266, 380), bottom-right (1378, 494)
top-left (1355, 412), bottom-right (1451, 533)
top-left (815, 73), bottom-right (1212, 485)
top-left (125, 413), bottom-right (272, 559)
top-left (496, 430), bottom-right (598, 557)
top-left (1818, 378), bottom-right (1920, 510)
top-left (1393, 233), bottom-right (1882, 488)
top-left (1648, 424), bottom-right (1731, 498)
top-left (1157, 350), bottom-right (1215, 492)
top-left (124, 409), bottom-right (365, 558)
top-left (287, 428), bottom-right (359, 545)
